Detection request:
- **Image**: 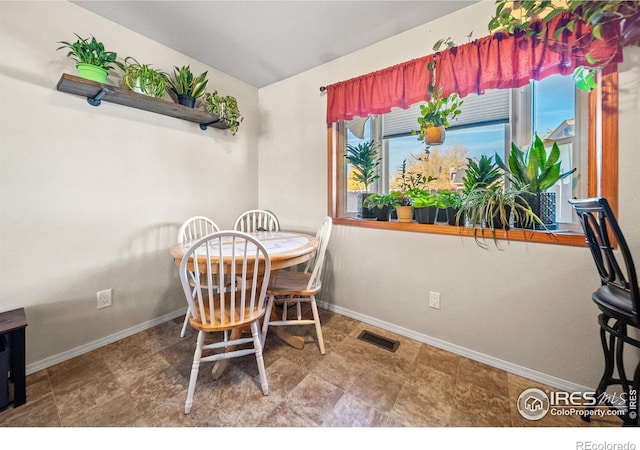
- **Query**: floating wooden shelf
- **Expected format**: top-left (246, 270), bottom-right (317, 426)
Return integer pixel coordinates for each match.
top-left (56, 73), bottom-right (228, 131)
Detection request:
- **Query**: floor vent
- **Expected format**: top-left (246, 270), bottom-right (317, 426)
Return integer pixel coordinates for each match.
top-left (357, 330), bottom-right (400, 353)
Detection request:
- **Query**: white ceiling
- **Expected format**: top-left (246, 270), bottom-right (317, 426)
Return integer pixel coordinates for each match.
top-left (73, 1), bottom-right (476, 88)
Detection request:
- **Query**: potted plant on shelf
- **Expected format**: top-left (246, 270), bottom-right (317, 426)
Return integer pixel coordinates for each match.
top-left (363, 193), bottom-right (397, 222)
top-left (204, 91), bottom-right (243, 135)
top-left (495, 135), bottom-right (576, 230)
top-left (122, 57), bottom-right (168, 98)
top-left (345, 140), bottom-right (382, 219)
top-left (57, 33), bottom-right (124, 83)
top-left (166, 65), bottom-right (208, 108)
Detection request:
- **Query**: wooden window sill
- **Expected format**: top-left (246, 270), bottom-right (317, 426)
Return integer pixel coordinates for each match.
top-left (332, 217), bottom-right (586, 247)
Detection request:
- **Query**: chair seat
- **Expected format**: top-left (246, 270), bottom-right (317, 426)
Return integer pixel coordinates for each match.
top-left (189, 297), bottom-right (266, 332)
top-left (267, 271), bottom-right (317, 296)
top-left (593, 285), bottom-right (638, 323)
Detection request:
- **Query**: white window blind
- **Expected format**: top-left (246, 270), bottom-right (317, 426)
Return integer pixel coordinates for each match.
top-left (382, 88), bottom-right (511, 138)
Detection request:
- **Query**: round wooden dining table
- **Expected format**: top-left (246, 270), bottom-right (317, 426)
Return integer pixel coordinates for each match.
top-left (170, 230), bottom-right (319, 378)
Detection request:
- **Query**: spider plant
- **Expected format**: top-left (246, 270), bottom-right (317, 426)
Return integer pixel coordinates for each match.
top-left (122, 57), bottom-right (168, 98)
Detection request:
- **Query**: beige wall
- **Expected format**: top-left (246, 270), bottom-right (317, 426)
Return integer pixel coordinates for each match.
top-left (1, 1), bottom-right (638, 389)
top-left (0, 2), bottom-right (260, 364)
top-left (258, 1), bottom-right (640, 388)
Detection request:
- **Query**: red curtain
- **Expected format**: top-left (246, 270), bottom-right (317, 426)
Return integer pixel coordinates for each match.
top-left (326, 55), bottom-right (434, 124)
top-left (326, 12), bottom-right (622, 123)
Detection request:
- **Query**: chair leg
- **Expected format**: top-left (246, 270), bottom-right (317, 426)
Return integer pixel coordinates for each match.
top-left (185, 330), bottom-right (205, 414)
top-left (180, 307), bottom-right (190, 338)
top-left (309, 295), bottom-right (325, 355)
top-left (251, 320), bottom-right (269, 396)
top-left (583, 317), bottom-right (618, 422)
top-left (261, 295), bottom-right (275, 345)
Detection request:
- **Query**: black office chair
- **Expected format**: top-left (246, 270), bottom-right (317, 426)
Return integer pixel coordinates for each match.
top-left (569, 197), bottom-right (639, 426)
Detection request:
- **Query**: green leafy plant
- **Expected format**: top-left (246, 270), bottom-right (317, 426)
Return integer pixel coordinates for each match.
top-left (495, 135), bottom-right (576, 193)
top-left (390, 191), bottom-right (412, 206)
top-left (345, 140), bottom-right (382, 192)
top-left (363, 193), bottom-right (396, 210)
top-left (205, 91), bottom-right (243, 135)
top-left (167, 65), bottom-right (208, 99)
top-left (436, 189), bottom-right (462, 209)
top-left (416, 87), bottom-right (464, 129)
top-left (488, 1), bottom-right (640, 91)
top-left (461, 155), bottom-right (503, 195)
top-left (122, 57), bottom-right (168, 98)
top-left (57, 33), bottom-right (124, 72)
top-left (409, 189), bottom-right (437, 209)
top-left (458, 185), bottom-right (542, 249)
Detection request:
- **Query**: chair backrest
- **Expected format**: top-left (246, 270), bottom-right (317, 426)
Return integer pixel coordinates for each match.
top-left (234, 210), bottom-right (280, 232)
top-left (178, 216), bottom-right (220, 244)
top-left (305, 217), bottom-right (333, 291)
top-left (569, 197), bottom-right (639, 314)
top-left (179, 231), bottom-right (271, 327)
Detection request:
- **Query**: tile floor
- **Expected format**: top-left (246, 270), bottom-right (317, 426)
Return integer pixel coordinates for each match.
top-left (0, 307), bottom-right (620, 427)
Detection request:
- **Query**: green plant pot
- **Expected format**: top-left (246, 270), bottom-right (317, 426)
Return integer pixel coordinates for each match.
top-left (76, 63), bottom-right (108, 83)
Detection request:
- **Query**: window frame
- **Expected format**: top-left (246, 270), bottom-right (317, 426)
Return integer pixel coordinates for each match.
top-left (326, 72), bottom-right (618, 247)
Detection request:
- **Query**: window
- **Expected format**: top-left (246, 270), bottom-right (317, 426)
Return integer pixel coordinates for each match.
top-left (328, 72), bottom-right (618, 246)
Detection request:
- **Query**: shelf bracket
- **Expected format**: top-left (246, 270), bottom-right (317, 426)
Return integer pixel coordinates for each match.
top-left (87, 89), bottom-right (107, 107)
top-left (199, 119), bottom-right (221, 131)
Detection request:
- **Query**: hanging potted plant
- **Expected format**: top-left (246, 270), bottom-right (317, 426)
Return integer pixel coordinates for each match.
top-left (204, 91), bottom-right (243, 135)
top-left (415, 86), bottom-right (464, 146)
top-left (57, 33), bottom-right (124, 83)
top-left (122, 57), bottom-right (168, 98)
top-left (495, 134), bottom-right (576, 230)
top-left (166, 65), bottom-right (208, 108)
top-left (345, 140), bottom-right (382, 219)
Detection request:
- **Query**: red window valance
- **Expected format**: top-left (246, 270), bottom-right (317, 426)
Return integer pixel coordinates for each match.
top-left (326, 12), bottom-right (622, 123)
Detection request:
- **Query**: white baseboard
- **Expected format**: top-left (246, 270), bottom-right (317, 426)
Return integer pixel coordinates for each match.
top-left (317, 300), bottom-right (592, 394)
top-left (26, 308), bottom-right (186, 375)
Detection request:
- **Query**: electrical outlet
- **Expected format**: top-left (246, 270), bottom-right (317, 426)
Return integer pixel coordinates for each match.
top-left (97, 289), bottom-right (112, 309)
top-left (429, 291), bottom-right (441, 309)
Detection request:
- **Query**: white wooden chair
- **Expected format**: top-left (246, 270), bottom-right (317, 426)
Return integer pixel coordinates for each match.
top-left (179, 231), bottom-right (271, 414)
top-left (177, 216), bottom-right (221, 337)
top-left (261, 217), bottom-right (332, 354)
top-left (233, 209), bottom-right (280, 232)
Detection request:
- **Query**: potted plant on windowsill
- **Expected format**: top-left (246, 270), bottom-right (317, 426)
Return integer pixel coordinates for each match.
top-left (495, 134), bottom-right (576, 230)
top-left (391, 191), bottom-right (413, 223)
top-left (458, 185), bottom-right (542, 249)
top-left (435, 189), bottom-right (463, 226)
top-left (345, 140), bottom-right (382, 219)
top-left (460, 155), bottom-right (503, 227)
top-left (122, 57), bottom-right (168, 98)
top-left (57, 33), bottom-right (124, 83)
top-left (205, 91), bottom-right (243, 135)
top-left (167, 65), bottom-right (208, 108)
top-left (363, 193), bottom-right (397, 222)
